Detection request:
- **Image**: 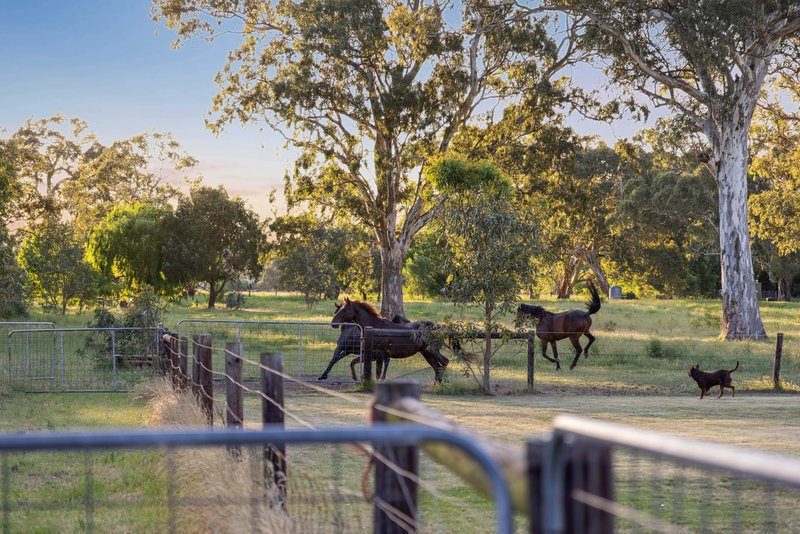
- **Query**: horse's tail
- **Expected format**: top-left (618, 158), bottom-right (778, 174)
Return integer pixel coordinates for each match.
top-left (585, 282), bottom-right (602, 315)
top-left (730, 361), bottom-right (739, 373)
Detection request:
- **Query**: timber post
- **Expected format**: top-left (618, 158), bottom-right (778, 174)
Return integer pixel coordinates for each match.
top-left (372, 380), bottom-right (421, 534)
top-left (261, 352), bottom-right (287, 506)
top-left (193, 334), bottom-right (214, 425)
top-left (362, 327), bottom-right (374, 388)
top-left (774, 332), bottom-right (784, 390)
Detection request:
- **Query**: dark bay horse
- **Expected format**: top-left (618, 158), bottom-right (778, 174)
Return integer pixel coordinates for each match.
top-left (318, 304), bottom-right (409, 381)
top-left (517, 282), bottom-right (601, 371)
top-left (330, 298), bottom-right (449, 383)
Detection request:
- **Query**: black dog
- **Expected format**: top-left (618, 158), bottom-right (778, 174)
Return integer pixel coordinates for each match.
top-left (688, 361), bottom-right (739, 399)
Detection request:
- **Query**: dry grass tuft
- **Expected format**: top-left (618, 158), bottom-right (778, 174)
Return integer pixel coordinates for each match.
top-left (131, 379), bottom-right (297, 533)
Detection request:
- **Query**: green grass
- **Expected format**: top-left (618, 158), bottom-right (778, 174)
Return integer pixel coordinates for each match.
top-left (4, 293), bottom-right (800, 532)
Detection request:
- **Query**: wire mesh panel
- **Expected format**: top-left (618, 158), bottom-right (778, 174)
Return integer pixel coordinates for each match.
top-left (3, 322), bottom-right (55, 382)
top-left (7, 328), bottom-right (161, 392)
top-left (175, 320), bottom-right (363, 381)
top-left (543, 415), bottom-right (800, 534)
top-left (0, 427), bottom-right (513, 534)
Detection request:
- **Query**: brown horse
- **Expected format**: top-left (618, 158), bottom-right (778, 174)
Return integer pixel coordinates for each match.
top-left (331, 298), bottom-right (449, 383)
top-left (516, 282), bottom-right (601, 371)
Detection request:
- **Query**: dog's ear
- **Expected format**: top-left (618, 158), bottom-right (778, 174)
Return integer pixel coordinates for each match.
top-left (694, 364), bottom-right (699, 369)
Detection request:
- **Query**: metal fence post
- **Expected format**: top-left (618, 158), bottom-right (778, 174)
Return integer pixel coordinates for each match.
top-left (372, 381), bottom-right (421, 534)
top-left (111, 330), bottom-right (118, 391)
top-left (297, 323), bottom-right (304, 377)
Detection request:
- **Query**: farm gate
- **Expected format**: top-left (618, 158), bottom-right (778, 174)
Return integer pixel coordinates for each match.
top-left (6, 327), bottom-right (162, 392)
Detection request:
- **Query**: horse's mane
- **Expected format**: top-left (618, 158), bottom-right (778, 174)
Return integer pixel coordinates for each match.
top-left (350, 300), bottom-right (382, 318)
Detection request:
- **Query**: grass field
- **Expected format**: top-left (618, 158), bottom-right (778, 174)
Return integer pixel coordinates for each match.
top-left (2, 293), bottom-right (800, 532)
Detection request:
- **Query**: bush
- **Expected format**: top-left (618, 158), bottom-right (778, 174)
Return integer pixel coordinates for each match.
top-left (644, 338), bottom-right (678, 360)
top-left (225, 292), bottom-right (247, 310)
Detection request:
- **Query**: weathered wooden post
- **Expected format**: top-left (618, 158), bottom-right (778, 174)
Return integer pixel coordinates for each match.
top-left (362, 327), bottom-right (374, 388)
top-left (225, 342), bottom-right (244, 458)
top-left (225, 342), bottom-right (244, 429)
top-left (193, 334), bottom-right (214, 425)
top-left (178, 336), bottom-right (189, 392)
top-left (372, 381), bottom-right (420, 534)
top-left (527, 332), bottom-right (535, 390)
top-left (774, 332), bottom-right (784, 390)
top-left (528, 437), bottom-right (614, 534)
top-left (261, 352), bottom-right (287, 506)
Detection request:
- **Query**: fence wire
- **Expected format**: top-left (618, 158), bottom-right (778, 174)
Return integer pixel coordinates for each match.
top-left (175, 320), bottom-right (365, 382)
top-left (546, 415), bottom-right (800, 534)
top-left (0, 426), bottom-right (512, 534)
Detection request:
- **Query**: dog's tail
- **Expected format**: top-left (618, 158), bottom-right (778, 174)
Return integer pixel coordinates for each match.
top-left (730, 361), bottom-right (740, 373)
top-left (585, 282), bottom-right (601, 315)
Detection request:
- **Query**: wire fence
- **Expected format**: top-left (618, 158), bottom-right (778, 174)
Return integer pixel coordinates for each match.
top-left (7, 327), bottom-right (161, 392)
top-left (175, 320), bottom-right (365, 382)
top-left (541, 415), bottom-right (800, 533)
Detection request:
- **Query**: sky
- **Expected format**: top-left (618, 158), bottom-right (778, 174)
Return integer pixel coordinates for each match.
top-left (0, 1), bottom-right (653, 220)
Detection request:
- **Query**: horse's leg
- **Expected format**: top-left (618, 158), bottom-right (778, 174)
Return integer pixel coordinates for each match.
top-left (349, 356), bottom-right (361, 381)
top-left (568, 335), bottom-right (583, 370)
top-left (319, 348), bottom-right (348, 380)
top-left (421, 351), bottom-right (445, 384)
top-left (540, 338), bottom-right (561, 370)
top-left (583, 331), bottom-right (596, 357)
top-left (380, 353), bottom-right (390, 380)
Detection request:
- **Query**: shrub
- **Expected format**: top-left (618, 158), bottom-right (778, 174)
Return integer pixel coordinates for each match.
top-left (225, 292), bottom-right (247, 310)
top-left (644, 338), bottom-right (678, 360)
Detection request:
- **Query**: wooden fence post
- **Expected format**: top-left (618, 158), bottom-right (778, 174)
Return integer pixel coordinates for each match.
top-left (225, 342), bottom-right (244, 429)
top-left (528, 437), bottom-right (614, 534)
top-left (372, 381), bottom-right (420, 534)
top-left (362, 327), bottom-right (374, 388)
top-left (261, 352), bottom-right (287, 506)
top-left (527, 333), bottom-right (535, 390)
top-left (225, 342), bottom-right (244, 458)
top-left (193, 334), bottom-right (214, 425)
top-left (774, 332), bottom-right (784, 390)
top-left (178, 336), bottom-right (189, 392)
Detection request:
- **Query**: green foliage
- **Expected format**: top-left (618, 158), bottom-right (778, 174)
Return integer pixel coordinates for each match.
top-left (79, 288), bottom-right (166, 369)
top-left (425, 157), bottom-right (510, 195)
top-left (164, 185), bottom-right (265, 308)
top-left (0, 157), bottom-right (27, 318)
top-left (153, 0), bottom-right (569, 312)
top-left (404, 228), bottom-right (450, 299)
top-left (87, 202), bottom-right (174, 297)
top-left (17, 218), bottom-right (98, 314)
top-left (644, 338), bottom-right (678, 360)
top-left (225, 292), bottom-right (247, 310)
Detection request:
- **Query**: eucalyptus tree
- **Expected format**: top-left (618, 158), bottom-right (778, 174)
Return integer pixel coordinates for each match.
top-left (2, 116), bottom-right (193, 236)
top-left (534, 0), bottom-right (800, 339)
top-left (0, 157), bottom-right (26, 317)
top-left (431, 157), bottom-right (536, 393)
top-left (152, 0), bottom-right (574, 317)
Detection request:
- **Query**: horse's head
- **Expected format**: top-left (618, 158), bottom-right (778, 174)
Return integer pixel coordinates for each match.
top-left (516, 303), bottom-right (543, 325)
top-left (331, 298), bottom-right (355, 327)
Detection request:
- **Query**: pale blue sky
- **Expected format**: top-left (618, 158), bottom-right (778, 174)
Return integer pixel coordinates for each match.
top-left (1, 1), bottom-right (649, 219)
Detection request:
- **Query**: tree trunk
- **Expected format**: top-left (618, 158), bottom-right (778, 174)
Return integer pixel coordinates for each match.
top-left (713, 122), bottom-right (767, 340)
top-left (778, 278), bottom-right (792, 302)
top-left (483, 308), bottom-right (492, 394)
top-left (207, 280), bottom-right (217, 308)
top-left (379, 242), bottom-right (405, 318)
top-left (555, 256), bottom-right (581, 299)
top-left (581, 248), bottom-right (610, 296)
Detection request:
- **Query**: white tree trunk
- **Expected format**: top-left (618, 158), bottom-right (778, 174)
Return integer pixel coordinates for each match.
top-left (379, 242), bottom-right (405, 318)
top-left (714, 123), bottom-right (767, 340)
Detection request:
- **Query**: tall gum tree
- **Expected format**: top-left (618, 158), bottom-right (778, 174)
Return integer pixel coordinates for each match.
top-left (152, 0), bottom-right (573, 317)
top-left (533, 1), bottom-right (800, 339)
